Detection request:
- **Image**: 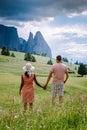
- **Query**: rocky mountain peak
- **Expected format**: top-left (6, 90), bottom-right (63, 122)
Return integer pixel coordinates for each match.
top-left (0, 24), bottom-right (52, 57)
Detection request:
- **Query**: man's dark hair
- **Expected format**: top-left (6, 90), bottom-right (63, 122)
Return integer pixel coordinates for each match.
top-left (56, 55), bottom-right (62, 61)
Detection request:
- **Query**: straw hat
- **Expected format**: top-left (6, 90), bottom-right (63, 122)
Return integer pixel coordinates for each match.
top-left (23, 62), bottom-right (35, 72)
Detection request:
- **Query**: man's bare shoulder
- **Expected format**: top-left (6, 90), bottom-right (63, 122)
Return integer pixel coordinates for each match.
top-left (62, 63), bottom-right (67, 67)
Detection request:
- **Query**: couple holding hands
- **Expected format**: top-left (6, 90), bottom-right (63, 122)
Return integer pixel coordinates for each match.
top-left (19, 55), bottom-right (69, 112)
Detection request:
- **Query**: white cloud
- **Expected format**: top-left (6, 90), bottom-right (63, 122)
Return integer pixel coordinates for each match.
top-left (3, 14), bottom-right (87, 43)
top-left (67, 9), bottom-right (87, 18)
top-left (17, 17), bottom-right (54, 40)
top-left (81, 10), bottom-right (87, 15)
top-left (67, 13), bottom-right (80, 18)
top-left (51, 42), bottom-right (87, 63)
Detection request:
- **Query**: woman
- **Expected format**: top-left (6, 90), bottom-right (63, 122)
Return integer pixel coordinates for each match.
top-left (19, 62), bottom-right (43, 112)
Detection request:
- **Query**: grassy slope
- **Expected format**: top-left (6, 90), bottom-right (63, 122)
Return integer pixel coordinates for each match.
top-left (0, 51), bottom-right (87, 130)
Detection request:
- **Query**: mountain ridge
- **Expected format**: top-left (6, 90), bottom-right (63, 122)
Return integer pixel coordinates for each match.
top-left (0, 24), bottom-right (52, 58)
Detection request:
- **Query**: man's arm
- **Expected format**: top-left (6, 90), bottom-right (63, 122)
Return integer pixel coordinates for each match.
top-left (64, 70), bottom-right (69, 83)
top-left (44, 71), bottom-right (52, 89)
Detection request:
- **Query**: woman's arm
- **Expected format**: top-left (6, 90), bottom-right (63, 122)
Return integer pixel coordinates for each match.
top-left (34, 74), bottom-right (43, 88)
top-left (19, 75), bottom-right (24, 95)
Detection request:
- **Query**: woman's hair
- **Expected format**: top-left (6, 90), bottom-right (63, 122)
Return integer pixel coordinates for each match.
top-left (25, 71), bottom-right (29, 77)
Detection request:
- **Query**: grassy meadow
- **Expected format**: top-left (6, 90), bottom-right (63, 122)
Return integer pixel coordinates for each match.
top-left (0, 51), bottom-right (87, 130)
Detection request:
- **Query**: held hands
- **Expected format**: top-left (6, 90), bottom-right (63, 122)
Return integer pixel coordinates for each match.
top-left (39, 82), bottom-right (47, 90)
top-left (40, 85), bottom-right (47, 90)
top-left (43, 84), bottom-right (47, 90)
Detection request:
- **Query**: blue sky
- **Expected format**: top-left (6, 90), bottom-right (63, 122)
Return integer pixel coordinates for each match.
top-left (0, 0), bottom-right (87, 63)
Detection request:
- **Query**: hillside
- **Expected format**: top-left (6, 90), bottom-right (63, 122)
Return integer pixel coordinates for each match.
top-left (0, 50), bottom-right (51, 76)
top-left (0, 49), bottom-right (78, 75)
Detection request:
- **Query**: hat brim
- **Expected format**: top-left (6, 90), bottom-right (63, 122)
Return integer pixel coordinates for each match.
top-left (23, 66), bottom-right (35, 72)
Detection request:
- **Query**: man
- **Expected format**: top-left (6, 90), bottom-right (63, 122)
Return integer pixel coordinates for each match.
top-left (44, 55), bottom-right (69, 105)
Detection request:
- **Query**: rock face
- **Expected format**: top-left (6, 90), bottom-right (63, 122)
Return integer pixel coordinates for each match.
top-left (0, 24), bottom-right (19, 51)
top-left (0, 24), bottom-right (52, 57)
top-left (27, 32), bottom-right (35, 53)
top-left (27, 31), bottom-right (52, 57)
top-left (19, 38), bottom-right (27, 52)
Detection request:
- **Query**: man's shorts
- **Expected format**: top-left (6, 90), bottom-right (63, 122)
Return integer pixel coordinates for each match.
top-left (52, 82), bottom-right (64, 97)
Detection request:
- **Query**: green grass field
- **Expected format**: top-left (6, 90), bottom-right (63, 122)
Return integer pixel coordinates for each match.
top-left (0, 51), bottom-right (87, 130)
